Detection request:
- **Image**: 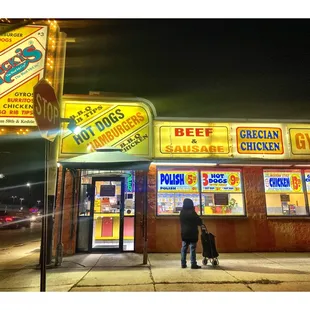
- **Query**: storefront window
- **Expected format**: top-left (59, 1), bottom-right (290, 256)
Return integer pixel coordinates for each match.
top-left (263, 169), bottom-right (308, 216)
top-left (157, 169), bottom-right (200, 215)
top-left (200, 170), bottom-right (245, 216)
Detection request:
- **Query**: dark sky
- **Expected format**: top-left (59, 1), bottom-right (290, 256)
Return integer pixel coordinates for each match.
top-left (1, 18), bottom-right (310, 205)
top-left (61, 19), bottom-right (310, 118)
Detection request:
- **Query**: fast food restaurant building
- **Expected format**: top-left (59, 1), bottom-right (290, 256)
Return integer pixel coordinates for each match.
top-left (54, 95), bottom-right (310, 257)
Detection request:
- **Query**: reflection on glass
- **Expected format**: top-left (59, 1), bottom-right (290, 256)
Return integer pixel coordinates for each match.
top-left (92, 181), bottom-right (121, 249)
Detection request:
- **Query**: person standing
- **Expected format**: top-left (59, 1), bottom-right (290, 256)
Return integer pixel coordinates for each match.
top-left (180, 198), bottom-right (203, 269)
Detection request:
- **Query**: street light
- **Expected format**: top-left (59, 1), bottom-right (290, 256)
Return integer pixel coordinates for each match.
top-left (19, 197), bottom-right (24, 210)
top-left (60, 118), bottom-right (81, 135)
top-left (11, 195), bottom-right (17, 204)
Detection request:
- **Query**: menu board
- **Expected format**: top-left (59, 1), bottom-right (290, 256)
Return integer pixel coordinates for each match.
top-left (201, 170), bottom-right (242, 192)
top-left (157, 170), bottom-right (199, 193)
top-left (263, 170), bottom-right (303, 193)
top-left (305, 170), bottom-right (310, 191)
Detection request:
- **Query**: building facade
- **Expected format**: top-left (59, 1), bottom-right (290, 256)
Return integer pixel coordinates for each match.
top-left (53, 95), bottom-right (310, 257)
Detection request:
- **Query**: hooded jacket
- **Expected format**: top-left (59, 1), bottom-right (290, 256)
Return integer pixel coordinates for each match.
top-left (179, 198), bottom-right (203, 243)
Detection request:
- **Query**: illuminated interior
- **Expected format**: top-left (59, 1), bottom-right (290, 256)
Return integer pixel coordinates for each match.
top-left (156, 167), bottom-right (245, 216)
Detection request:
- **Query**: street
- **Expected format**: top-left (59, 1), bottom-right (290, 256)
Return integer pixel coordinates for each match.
top-left (0, 222), bottom-right (41, 249)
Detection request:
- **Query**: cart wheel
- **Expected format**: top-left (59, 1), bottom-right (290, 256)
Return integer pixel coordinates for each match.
top-left (212, 258), bottom-right (219, 266)
top-left (202, 258), bottom-right (208, 265)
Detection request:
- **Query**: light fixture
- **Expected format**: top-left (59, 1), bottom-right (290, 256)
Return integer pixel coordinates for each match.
top-left (27, 182), bottom-right (31, 187)
top-left (67, 119), bottom-right (81, 135)
top-left (57, 162), bottom-right (61, 168)
top-left (294, 165), bottom-right (310, 167)
top-left (0, 173), bottom-right (4, 179)
top-left (152, 162), bottom-right (217, 166)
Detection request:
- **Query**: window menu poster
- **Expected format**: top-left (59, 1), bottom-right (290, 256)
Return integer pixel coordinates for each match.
top-left (263, 170), bottom-right (303, 193)
top-left (200, 170), bottom-right (242, 192)
top-left (305, 170), bottom-right (310, 192)
top-left (157, 170), bottom-right (199, 193)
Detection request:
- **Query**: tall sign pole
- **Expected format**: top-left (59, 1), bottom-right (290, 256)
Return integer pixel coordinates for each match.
top-left (33, 80), bottom-right (60, 292)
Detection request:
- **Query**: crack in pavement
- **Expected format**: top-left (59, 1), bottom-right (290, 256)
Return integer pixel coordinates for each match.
top-left (147, 256), bottom-right (156, 292)
top-left (68, 254), bottom-right (103, 292)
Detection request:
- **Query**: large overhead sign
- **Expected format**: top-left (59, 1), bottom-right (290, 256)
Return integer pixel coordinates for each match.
top-left (0, 25), bottom-right (48, 126)
top-left (155, 121), bottom-right (231, 158)
top-left (154, 121), bottom-right (310, 159)
top-left (60, 97), bottom-right (153, 158)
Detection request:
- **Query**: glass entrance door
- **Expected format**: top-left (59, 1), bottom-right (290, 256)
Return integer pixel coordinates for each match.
top-left (91, 178), bottom-right (124, 251)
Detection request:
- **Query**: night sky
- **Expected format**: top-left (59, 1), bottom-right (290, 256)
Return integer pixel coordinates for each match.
top-left (61, 19), bottom-right (310, 118)
top-left (1, 19), bottom-right (310, 205)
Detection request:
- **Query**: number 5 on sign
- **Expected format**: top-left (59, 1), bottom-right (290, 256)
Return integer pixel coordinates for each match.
top-left (185, 173), bottom-right (197, 186)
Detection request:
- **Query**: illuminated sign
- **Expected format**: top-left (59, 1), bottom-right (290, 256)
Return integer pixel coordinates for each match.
top-left (289, 126), bottom-right (310, 155)
top-left (60, 98), bottom-right (152, 157)
top-left (201, 170), bottom-right (242, 192)
top-left (154, 121), bottom-right (230, 158)
top-left (0, 25), bottom-right (48, 126)
top-left (263, 170), bottom-right (303, 193)
top-left (236, 127), bottom-right (284, 154)
top-left (157, 171), bottom-right (199, 193)
top-left (305, 171), bottom-right (310, 191)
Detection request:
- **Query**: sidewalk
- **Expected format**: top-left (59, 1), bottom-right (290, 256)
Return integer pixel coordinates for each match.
top-left (0, 250), bottom-right (310, 292)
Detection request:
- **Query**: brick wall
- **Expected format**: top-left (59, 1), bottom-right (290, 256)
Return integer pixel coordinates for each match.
top-left (53, 167), bottom-right (80, 256)
top-left (145, 166), bottom-right (310, 253)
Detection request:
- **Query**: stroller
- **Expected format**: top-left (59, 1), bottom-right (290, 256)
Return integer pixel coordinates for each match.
top-left (200, 224), bottom-right (219, 266)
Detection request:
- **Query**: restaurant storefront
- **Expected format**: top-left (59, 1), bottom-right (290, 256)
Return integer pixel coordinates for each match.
top-left (53, 95), bottom-right (310, 259)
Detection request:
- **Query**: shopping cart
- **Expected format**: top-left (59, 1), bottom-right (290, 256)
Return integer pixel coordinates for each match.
top-left (200, 224), bottom-right (219, 266)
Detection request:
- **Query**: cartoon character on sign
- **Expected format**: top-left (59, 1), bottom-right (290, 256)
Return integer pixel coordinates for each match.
top-left (228, 173), bottom-right (240, 187)
top-left (290, 174), bottom-right (302, 192)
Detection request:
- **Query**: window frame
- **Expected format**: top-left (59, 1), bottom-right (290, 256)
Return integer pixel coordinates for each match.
top-left (263, 168), bottom-right (310, 217)
top-left (155, 166), bottom-right (247, 218)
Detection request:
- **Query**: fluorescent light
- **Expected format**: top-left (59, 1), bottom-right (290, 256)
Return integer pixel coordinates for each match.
top-left (218, 164), bottom-right (293, 167)
top-left (294, 165), bottom-right (310, 167)
top-left (152, 162), bottom-right (217, 166)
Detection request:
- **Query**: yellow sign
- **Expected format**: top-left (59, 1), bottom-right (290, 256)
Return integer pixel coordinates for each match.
top-left (289, 126), bottom-right (310, 155)
top-left (263, 170), bottom-right (303, 193)
top-left (154, 121), bottom-right (230, 158)
top-left (236, 127), bottom-right (284, 154)
top-left (201, 170), bottom-right (242, 192)
top-left (157, 170), bottom-right (199, 193)
top-left (0, 25), bottom-right (48, 126)
top-left (60, 98), bottom-right (153, 157)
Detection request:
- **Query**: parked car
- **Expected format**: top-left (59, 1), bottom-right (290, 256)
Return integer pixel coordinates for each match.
top-left (0, 210), bottom-right (31, 229)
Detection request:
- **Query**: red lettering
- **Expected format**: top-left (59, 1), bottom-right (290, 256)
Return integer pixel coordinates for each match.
top-left (196, 128), bottom-right (203, 136)
top-left (175, 128), bottom-right (184, 136)
top-left (186, 128), bottom-right (194, 136)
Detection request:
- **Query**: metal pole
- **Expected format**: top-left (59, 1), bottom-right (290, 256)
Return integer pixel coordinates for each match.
top-left (40, 139), bottom-right (49, 291)
top-left (142, 170), bottom-right (148, 265)
top-left (55, 166), bottom-right (66, 266)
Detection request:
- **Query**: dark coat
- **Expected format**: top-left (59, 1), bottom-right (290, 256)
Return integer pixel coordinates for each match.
top-left (180, 199), bottom-right (203, 243)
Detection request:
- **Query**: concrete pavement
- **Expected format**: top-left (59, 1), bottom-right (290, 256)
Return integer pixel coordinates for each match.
top-left (1, 249), bottom-right (310, 292)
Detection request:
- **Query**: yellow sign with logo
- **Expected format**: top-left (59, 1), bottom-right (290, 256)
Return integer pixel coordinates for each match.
top-left (154, 121), bottom-right (230, 158)
top-left (236, 126), bottom-right (284, 155)
top-left (0, 25), bottom-right (48, 126)
top-left (288, 125), bottom-right (310, 156)
top-left (60, 98), bottom-right (153, 158)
